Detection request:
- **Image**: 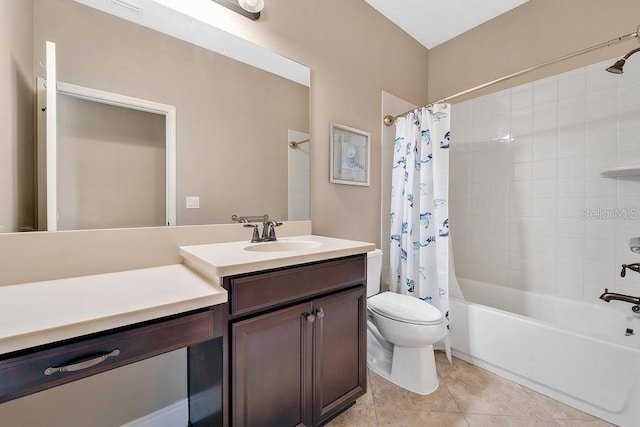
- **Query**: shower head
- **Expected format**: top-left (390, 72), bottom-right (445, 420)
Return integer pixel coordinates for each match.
top-left (606, 59), bottom-right (626, 74)
top-left (606, 47), bottom-right (640, 74)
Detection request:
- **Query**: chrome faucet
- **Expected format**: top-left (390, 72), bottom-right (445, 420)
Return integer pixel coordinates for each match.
top-left (244, 219), bottom-right (282, 243)
top-left (599, 288), bottom-right (640, 313)
top-left (261, 219), bottom-right (282, 241)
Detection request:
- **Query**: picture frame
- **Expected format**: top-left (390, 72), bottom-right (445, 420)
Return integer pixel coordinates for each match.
top-left (330, 122), bottom-right (370, 186)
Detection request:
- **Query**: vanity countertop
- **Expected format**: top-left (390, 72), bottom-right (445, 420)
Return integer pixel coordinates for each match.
top-left (0, 264), bottom-right (227, 354)
top-left (180, 234), bottom-right (375, 279)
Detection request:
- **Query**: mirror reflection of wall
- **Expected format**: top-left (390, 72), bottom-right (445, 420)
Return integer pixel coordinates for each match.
top-left (0, 0), bottom-right (34, 233)
top-left (1, 0), bottom-right (310, 233)
top-left (57, 95), bottom-right (167, 230)
top-left (288, 129), bottom-right (311, 221)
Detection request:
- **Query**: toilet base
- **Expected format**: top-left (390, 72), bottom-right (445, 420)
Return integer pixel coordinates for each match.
top-left (367, 324), bottom-right (440, 395)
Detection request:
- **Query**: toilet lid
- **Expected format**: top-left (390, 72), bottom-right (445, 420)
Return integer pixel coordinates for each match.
top-left (368, 292), bottom-right (443, 325)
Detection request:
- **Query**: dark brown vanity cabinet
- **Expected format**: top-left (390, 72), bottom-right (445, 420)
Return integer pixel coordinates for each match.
top-left (225, 255), bottom-right (367, 427)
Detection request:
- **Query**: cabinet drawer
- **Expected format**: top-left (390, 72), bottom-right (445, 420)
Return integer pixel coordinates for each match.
top-left (226, 255), bottom-right (366, 317)
top-left (0, 309), bottom-right (215, 403)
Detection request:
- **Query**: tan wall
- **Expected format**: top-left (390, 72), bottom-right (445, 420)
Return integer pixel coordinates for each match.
top-left (9, 0), bottom-right (429, 238)
top-left (205, 0), bottom-right (431, 246)
top-left (381, 92), bottom-right (415, 291)
top-left (0, 0), bottom-right (34, 233)
top-left (33, 0), bottom-right (309, 226)
top-left (428, 0), bottom-right (640, 103)
top-left (0, 0), bottom-right (428, 424)
top-left (0, 221), bottom-right (312, 287)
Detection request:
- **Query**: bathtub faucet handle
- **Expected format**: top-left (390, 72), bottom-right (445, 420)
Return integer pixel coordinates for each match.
top-left (621, 263), bottom-right (640, 278)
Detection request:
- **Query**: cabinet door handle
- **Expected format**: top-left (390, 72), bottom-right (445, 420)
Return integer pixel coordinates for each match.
top-left (316, 308), bottom-right (324, 320)
top-left (44, 349), bottom-right (121, 376)
top-left (305, 313), bottom-right (316, 324)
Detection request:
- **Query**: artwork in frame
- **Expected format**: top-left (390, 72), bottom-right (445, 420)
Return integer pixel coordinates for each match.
top-left (330, 123), bottom-right (370, 186)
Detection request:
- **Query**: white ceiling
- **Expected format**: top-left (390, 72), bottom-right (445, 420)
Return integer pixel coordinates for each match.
top-left (364, 0), bottom-right (529, 49)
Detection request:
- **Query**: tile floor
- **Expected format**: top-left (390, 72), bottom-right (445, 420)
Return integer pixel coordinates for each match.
top-left (328, 352), bottom-right (615, 427)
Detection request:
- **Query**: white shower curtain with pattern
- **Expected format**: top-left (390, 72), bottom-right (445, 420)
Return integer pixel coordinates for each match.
top-left (389, 105), bottom-right (451, 352)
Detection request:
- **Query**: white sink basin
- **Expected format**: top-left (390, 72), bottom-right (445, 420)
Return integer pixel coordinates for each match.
top-left (243, 240), bottom-right (322, 252)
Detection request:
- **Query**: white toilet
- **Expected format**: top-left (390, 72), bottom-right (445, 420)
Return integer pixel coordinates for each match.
top-left (366, 249), bottom-right (447, 395)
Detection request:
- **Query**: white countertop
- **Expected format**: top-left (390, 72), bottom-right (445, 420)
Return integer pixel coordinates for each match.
top-left (180, 235), bottom-right (375, 279)
top-left (0, 264), bottom-right (227, 354)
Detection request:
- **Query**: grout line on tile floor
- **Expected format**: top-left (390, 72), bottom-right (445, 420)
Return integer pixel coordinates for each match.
top-left (328, 356), bottom-right (614, 426)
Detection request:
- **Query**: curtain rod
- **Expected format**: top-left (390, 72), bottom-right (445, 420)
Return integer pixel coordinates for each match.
top-left (289, 138), bottom-right (310, 149)
top-left (383, 25), bottom-right (640, 126)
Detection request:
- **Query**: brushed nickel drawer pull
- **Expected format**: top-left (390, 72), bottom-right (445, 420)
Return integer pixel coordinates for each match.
top-left (44, 349), bottom-right (121, 376)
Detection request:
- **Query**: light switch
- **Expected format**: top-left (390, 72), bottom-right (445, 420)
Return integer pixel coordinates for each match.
top-left (186, 196), bottom-right (200, 209)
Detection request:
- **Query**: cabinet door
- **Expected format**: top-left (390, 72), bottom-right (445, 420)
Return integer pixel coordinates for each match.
top-left (232, 301), bottom-right (314, 427)
top-left (313, 286), bottom-right (366, 425)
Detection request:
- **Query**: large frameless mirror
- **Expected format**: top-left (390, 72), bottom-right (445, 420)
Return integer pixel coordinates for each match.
top-left (2, 0), bottom-right (310, 232)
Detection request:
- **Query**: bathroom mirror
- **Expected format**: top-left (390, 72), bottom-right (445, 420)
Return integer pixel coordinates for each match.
top-left (3, 0), bottom-right (310, 232)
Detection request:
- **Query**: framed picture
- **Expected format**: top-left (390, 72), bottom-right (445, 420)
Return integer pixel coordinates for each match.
top-left (330, 123), bottom-right (370, 186)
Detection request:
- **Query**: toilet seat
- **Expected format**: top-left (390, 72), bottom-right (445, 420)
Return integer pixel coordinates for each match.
top-left (368, 292), bottom-right (443, 325)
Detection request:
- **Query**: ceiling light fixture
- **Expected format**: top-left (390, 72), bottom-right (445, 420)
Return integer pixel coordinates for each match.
top-left (211, 0), bottom-right (262, 20)
top-left (238, 0), bottom-right (264, 13)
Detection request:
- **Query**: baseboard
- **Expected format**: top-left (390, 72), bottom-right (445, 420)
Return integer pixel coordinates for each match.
top-left (121, 399), bottom-right (188, 427)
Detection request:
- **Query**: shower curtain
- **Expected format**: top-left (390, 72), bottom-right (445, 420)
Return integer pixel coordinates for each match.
top-left (389, 105), bottom-right (451, 355)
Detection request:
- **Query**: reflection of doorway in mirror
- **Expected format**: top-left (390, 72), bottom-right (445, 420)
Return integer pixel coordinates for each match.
top-left (57, 95), bottom-right (167, 230)
top-left (36, 73), bottom-right (177, 231)
top-left (288, 129), bottom-right (310, 221)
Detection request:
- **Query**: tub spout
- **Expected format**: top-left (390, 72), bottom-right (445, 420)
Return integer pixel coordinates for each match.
top-left (600, 288), bottom-right (640, 313)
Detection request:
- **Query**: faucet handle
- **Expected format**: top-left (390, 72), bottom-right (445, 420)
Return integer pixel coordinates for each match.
top-left (621, 263), bottom-right (640, 277)
top-left (244, 224), bottom-right (261, 243)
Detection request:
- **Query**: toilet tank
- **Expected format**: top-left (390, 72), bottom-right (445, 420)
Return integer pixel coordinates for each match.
top-left (366, 249), bottom-right (383, 298)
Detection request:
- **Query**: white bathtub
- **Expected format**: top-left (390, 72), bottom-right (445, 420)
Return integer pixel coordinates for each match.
top-left (449, 278), bottom-right (640, 427)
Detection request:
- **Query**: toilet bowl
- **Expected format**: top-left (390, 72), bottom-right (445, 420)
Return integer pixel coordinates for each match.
top-left (366, 249), bottom-right (447, 395)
